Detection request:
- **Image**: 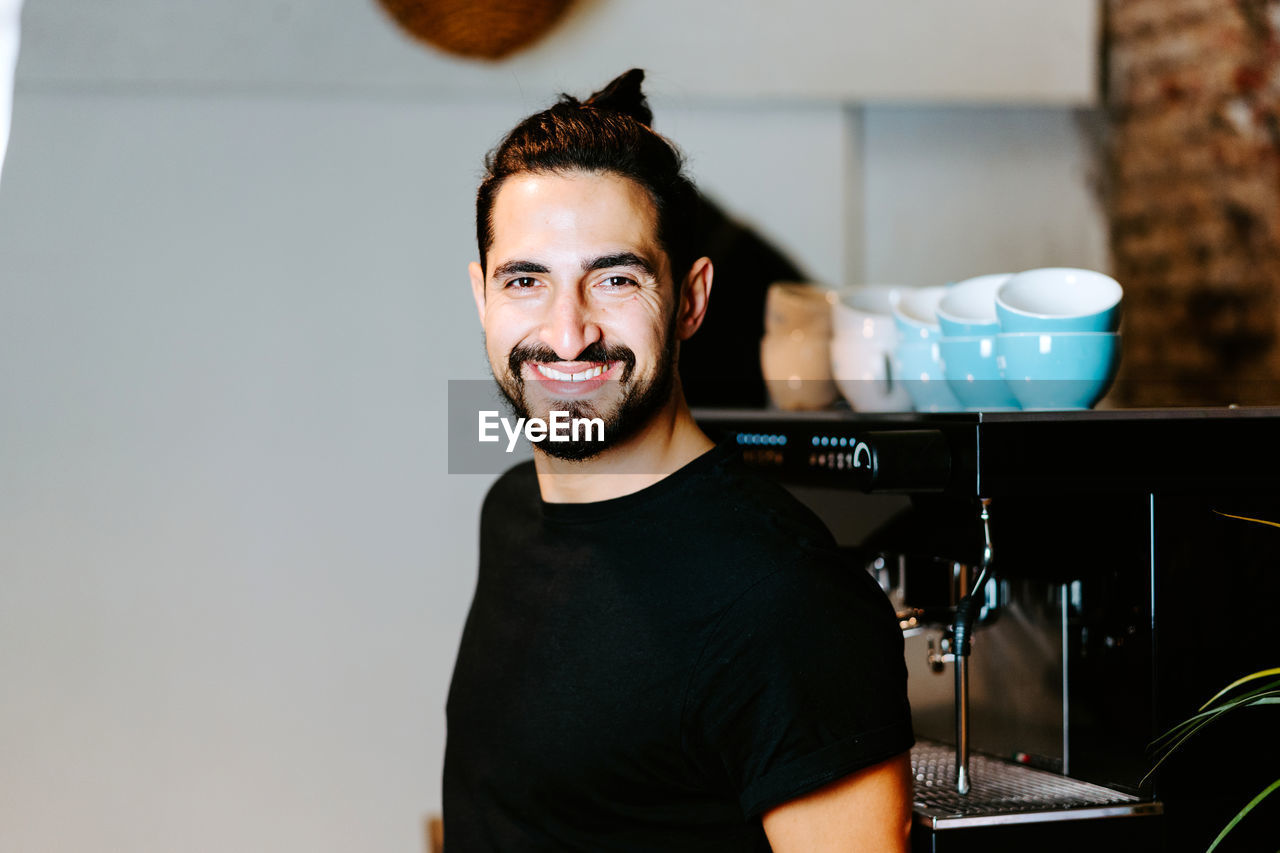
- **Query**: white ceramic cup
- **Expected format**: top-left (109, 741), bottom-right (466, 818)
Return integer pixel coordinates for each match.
top-left (832, 285), bottom-right (901, 334)
top-left (830, 332), bottom-right (912, 412)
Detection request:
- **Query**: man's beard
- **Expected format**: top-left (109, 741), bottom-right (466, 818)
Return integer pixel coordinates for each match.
top-left (492, 325), bottom-right (678, 462)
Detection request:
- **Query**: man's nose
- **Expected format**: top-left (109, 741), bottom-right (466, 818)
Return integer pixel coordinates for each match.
top-left (538, 286), bottom-right (602, 359)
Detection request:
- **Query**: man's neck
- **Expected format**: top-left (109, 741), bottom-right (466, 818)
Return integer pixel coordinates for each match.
top-left (532, 396), bottom-right (716, 504)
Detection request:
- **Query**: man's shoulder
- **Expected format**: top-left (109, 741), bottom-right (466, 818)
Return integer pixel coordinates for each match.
top-left (481, 458), bottom-right (539, 518)
top-left (645, 444), bottom-right (850, 603)
top-left (687, 445), bottom-right (837, 551)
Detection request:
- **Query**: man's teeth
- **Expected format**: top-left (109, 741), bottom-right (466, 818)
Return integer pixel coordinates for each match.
top-left (535, 363), bottom-right (609, 382)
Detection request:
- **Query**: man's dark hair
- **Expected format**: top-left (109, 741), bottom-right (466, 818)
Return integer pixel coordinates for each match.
top-left (475, 68), bottom-right (699, 284)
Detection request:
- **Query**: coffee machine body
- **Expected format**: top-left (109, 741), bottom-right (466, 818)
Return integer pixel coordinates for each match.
top-left (700, 409), bottom-right (1280, 852)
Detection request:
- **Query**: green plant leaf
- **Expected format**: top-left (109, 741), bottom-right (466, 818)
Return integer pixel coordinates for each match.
top-left (1144, 703), bottom-right (1242, 784)
top-left (1145, 686), bottom-right (1280, 785)
top-left (1206, 777), bottom-right (1280, 853)
top-left (1149, 685), bottom-right (1280, 752)
top-left (1199, 668), bottom-right (1280, 711)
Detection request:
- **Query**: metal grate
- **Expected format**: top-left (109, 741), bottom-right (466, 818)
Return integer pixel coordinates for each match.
top-left (911, 739), bottom-right (1162, 829)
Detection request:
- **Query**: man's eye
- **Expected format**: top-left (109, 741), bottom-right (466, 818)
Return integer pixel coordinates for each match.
top-left (600, 276), bottom-right (637, 288)
top-left (506, 277), bottom-right (539, 289)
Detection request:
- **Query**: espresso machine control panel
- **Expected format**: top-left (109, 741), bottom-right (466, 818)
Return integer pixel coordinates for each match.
top-left (705, 406), bottom-right (1280, 497)
top-left (728, 418), bottom-right (973, 494)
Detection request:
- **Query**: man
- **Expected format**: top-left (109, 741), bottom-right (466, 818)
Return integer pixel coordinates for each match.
top-left (445, 69), bottom-right (914, 851)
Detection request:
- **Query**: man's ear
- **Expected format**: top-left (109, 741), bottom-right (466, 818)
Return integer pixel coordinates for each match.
top-left (469, 261), bottom-right (486, 325)
top-left (675, 257), bottom-right (713, 341)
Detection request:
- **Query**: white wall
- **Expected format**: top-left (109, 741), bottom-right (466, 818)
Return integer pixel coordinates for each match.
top-left (0, 89), bottom-right (504, 853)
top-left (18, 0), bottom-right (1097, 103)
top-left (0, 2), bottom-right (1103, 852)
top-left (862, 105), bottom-right (1108, 286)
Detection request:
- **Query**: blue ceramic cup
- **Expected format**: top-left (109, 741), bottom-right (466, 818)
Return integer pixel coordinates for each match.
top-left (995, 268), bottom-right (1122, 333)
top-left (892, 286), bottom-right (948, 343)
top-left (894, 340), bottom-right (962, 412)
top-left (938, 335), bottom-right (1021, 411)
top-left (996, 331), bottom-right (1122, 410)
top-left (936, 274), bottom-right (1011, 337)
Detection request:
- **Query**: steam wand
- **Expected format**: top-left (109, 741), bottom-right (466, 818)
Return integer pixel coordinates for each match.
top-left (953, 497), bottom-right (994, 795)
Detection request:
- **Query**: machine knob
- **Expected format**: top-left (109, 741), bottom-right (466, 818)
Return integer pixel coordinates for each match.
top-left (846, 429), bottom-right (951, 493)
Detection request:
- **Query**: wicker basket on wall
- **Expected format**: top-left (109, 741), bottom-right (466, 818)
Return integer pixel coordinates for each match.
top-left (376, 0), bottom-right (574, 60)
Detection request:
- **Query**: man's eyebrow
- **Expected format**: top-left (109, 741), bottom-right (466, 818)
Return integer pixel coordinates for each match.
top-left (491, 260), bottom-right (550, 279)
top-left (584, 252), bottom-right (657, 276)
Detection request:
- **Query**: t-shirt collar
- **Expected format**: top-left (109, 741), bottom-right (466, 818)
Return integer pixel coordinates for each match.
top-left (538, 439), bottom-right (738, 523)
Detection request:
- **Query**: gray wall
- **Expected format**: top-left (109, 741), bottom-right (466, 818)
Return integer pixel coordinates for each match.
top-left (0, 2), bottom-right (1104, 851)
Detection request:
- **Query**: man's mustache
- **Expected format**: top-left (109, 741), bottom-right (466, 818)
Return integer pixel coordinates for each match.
top-left (508, 342), bottom-right (636, 384)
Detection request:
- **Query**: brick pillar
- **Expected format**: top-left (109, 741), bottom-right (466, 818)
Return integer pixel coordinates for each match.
top-left (1107, 0), bottom-right (1280, 405)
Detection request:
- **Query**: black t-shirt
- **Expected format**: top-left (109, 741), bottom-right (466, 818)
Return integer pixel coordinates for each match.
top-left (443, 441), bottom-right (913, 851)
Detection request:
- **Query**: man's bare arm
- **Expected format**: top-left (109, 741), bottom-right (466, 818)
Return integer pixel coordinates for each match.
top-left (761, 751), bottom-right (914, 852)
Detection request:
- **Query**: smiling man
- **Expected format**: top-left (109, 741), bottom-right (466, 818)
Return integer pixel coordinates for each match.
top-left (444, 70), bottom-right (915, 852)
top-left (476, 167), bottom-right (699, 474)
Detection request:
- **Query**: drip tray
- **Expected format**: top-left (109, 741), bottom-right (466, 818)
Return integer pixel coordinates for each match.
top-left (911, 739), bottom-right (1162, 829)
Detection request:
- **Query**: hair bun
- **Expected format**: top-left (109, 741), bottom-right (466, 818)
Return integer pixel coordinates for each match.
top-left (584, 68), bottom-right (653, 127)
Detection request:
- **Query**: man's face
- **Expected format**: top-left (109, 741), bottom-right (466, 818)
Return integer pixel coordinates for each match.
top-left (470, 170), bottom-right (682, 461)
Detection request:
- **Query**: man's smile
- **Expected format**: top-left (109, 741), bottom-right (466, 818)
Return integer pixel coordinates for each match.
top-left (523, 360), bottom-right (627, 399)
top-left (530, 360), bottom-right (623, 383)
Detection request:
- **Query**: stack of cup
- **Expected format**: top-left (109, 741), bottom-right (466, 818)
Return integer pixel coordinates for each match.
top-left (760, 282), bottom-right (838, 410)
top-left (830, 285), bottom-right (913, 412)
top-left (994, 268), bottom-right (1123, 410)
top-left (936, 274), bottom-right (1022, 411)
top-left (931, 268), bottom-right (1124, 412)
top-left (759, 269), bottom-right (1124, 413)
top-left (890, 286), bottom-right (961, 413)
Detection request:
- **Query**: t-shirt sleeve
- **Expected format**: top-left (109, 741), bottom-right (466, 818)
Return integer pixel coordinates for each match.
top-left (683, 553), bottom-right (914, 818)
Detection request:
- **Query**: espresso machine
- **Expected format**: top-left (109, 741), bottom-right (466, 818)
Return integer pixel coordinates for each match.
top-left (696, 407), bottom-right (1280, 853)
